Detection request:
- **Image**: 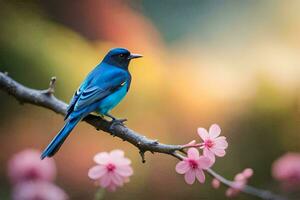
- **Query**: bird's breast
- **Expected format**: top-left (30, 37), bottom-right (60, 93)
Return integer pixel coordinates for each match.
top-left (97, 82), bottom-right (128, 114)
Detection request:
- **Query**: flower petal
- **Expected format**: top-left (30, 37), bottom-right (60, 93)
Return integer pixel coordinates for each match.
top-left (100, 174), bottom-right (112, 188)
top-left (110, 150), bottom-right (124, 159)
top-left (175, 161), bottom-right (190, 174)
top-left (88, 165), bottom-right (107, 180)
top-left (114, 157), bottom-right (131, 166)
top-left (198, 128), bottom-right (209, 140)
top-left (209, 124), bottom-right (221, 138)
top-left (198, 156), bottom-right (213, 169)
top-left (214, 137), bottom-right (228, 149)
top-left (211, 148), bottom-right (226, 157)
top-left (111, 173), bottom-right (125, 186)
top-left (115, 165), bottom-right (133, 177)
top-left (94, 152), bottom-right (110, 165)
top-left (195, 169), bottom-right (206, 183)
top-left (203, 148), bottom-right (215, 163)
top-left (187, 148), bottom-right (200, 159)
top-left (12, 181), bottom-right (68, 200)
top-left (184, 170), bottom-right (196, 185)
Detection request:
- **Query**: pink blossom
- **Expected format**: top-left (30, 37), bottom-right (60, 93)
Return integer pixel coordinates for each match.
top-left (88, 150), bottom-right (133, 192)
top-left (225, 168), bottom-right (253, 198)
top-left (198, 124), bottom-right (228, 163)
top-left (212, 178), bottom-right (221, 189)
top-left (272, 153), bottom-right (300, 191)
top-left (8, 149), bottom-right (56, 184)
top-left (242, 168), bottom-right (254, 179)
top-left (12, 181), bottom-right (68, 200)
top-left (175, 148), bottom-right (213, 185)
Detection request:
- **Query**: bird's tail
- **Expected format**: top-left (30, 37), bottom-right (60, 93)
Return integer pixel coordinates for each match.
top-left (41, 117), bottom-right (81, 159)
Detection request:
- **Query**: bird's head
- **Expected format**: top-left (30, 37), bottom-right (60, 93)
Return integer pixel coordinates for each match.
top-left (103, 48), bottom-right (142, 69)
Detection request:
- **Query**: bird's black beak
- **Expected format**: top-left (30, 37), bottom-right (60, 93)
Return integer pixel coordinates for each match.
top-left (128, 53), bottom-right (143, 60)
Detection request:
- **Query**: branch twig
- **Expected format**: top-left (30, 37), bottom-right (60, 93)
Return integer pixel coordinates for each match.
top-left (0, 72), bottom-right (286, 200)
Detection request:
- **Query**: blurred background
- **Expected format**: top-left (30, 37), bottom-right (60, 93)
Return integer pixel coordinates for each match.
top-left (0, 0), bottom-right (300, 199)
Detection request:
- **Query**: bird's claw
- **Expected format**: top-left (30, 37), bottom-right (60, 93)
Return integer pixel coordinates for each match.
top-left (151, 139), bottom-right (159, 145)
top-left (109, 118), bottom-right (127, 130)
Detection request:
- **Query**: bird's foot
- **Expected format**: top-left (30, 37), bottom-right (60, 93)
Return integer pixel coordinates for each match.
top-left (151, 139), bottom-right (159, 145)
top-left (109, 118), bottom-right (127, 130)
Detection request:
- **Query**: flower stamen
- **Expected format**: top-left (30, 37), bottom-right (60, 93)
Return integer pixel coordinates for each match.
top-left (204, 139), bottom-right (214, 148)
top-left (188, 159), bottom-right (198, 169)
top-left (106, 163), bottom-right (116, 172)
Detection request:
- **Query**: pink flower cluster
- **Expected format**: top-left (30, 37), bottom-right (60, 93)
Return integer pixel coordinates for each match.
top-left (175, 124), bottom-right (228, 185)
top-left (225, 168), bottom-right (253, 198)
top-left (272, 152), bottom-right (300, 191)
top-left (7, 149), bottom-right (68, 200)
top-left (211, 168), bottom-right (253, 197)
top-left (88, 150), bottom-right (133, 192)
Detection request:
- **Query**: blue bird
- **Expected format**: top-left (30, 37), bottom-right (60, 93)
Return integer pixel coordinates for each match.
top-left (41, 48), bottom-right (142, 159)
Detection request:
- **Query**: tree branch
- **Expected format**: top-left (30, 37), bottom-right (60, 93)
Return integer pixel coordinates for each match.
top-left (0, 72), bottom-right (286, 200)
top-left (0, 72), bottom-right (183, 159)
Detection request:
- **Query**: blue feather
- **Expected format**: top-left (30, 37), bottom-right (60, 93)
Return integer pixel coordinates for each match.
top-left (41, 117), bottom-right (80, 159)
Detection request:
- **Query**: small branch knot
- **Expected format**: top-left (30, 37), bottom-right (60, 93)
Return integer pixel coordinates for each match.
top-left (139, 150), bottom-right (146, 163)
top-left (48, 76), bottom-right (56, 94)
top-left (43, 76), bottom-right (56, 95)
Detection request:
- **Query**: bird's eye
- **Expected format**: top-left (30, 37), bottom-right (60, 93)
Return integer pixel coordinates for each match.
top-left (119, 54), bottom-right (124, 58)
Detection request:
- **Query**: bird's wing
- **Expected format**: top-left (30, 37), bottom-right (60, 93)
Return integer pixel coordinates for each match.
top-left (65, 74), bottom-right (94, 120)
top-left (64, 66), bottom-right (96, 120)
top-left (64, 88), bottom-right (82, 120)
top-left (73, 86), bottom-right (108, 111)
top-left (72, 71), bottom-right (128, 114)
